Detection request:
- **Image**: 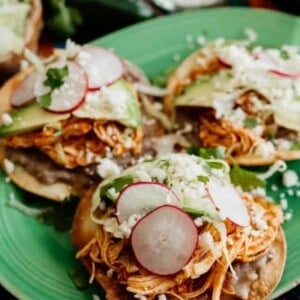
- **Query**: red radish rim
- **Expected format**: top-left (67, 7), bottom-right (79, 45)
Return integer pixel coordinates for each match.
top-left (130, 204), bottom-right (198, 276)
top-left (270, 69), bottom-right (300, 79)
top-left (253, 51), bottom-right (300, 79)
top-left (218, 57), bottom-right (232, 69)
top-left (10, 72), bottom-right (38, 108)
top-left (42, 62), bottom-right (88, 114)
top-left (75, 46), bottom-right (124, 91)
top-left (115, 181), bottom-right (180, 224)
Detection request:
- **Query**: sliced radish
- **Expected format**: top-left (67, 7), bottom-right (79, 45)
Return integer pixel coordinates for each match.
top-left (131, 205), bottom-right (198, 275)
top-left (254, 51), bottom-right (300, 79)
top-left (11, 72), bottom-right (38, 107)
top-left (34, 61), bottom-right (87, 113)
top-left (218, 57), bottom-right (232, 69)
top-left (269, 69), bottom-right (300, 79)
top-left (75, 46), bottom-right (124, 90)
top-left (206, 182), bottom-right (250, 227)
top-left (116, 182), bottom-right (180, 224)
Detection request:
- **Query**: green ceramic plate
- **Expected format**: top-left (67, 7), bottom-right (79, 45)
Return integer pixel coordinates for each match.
top-left (1, 7), bottom-right (300, 300)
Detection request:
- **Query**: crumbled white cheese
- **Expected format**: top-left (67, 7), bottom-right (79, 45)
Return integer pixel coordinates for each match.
top-left (270, 184), bottom-right (278, 192)
top-left (254, 140), bottom-right (275, 158)
top-left (196, 35), bottom-right (206, 46)
top-left (93, 154), bottom-right (232, 230)
top-left (3, 159), bottom-right (15, 174)
top-left (20, 59), bottom-right (30, 70)
top-left (198, 232), bottom-right (214, 251)
top-left (173, 53), bottom-right (181, 62)
top-left (96, 158), bottom-right (121, 179)
top-left (65, 39), bottom-right (81, 58)
top-left (149, 168), bottom-right (167, 183)
top-left (186, 34), bottom-right (194, 43)
top-left (99, 218), bottom-right (120, 237)
top-left (98, 201), bottom-right (106, 211)
top-left (1, 113), bottom-right (13, 126)
top-left (249, 187), bottom-right (266, 197)
top-left (158, 295), bottom-right (167, 300)
top-left (194, 217), bottom-right (204, 227)
top-left (244, 27), bottom-right (257, 43)
top-left (280, 192), bottom-right (286, 199)
top-left (282, 170), bottom-right (299, 187)
top-left (284, 211), bottom-right (293, 221)
top-left (117, 214), bottom-right (142, 238)
top-left (274, 138), bottom-right (292, 151)
top-left (280, 198), bottom-right (288, 210)
top-left (107, 187), bottom-right (118, 200)
top-left (72, 86), bottom-right (129, 122)
top-left (135, 165), bottom-right (152, 182)
top-left (251, 207), bottom-right (268, 230)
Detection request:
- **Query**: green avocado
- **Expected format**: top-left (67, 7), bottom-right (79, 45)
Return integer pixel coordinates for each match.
top-left (174, 75), bottom-right (216, 107)
top-left (0, 102), bottom-right (70, 137)
top-left (72, 79), bottom-right (141, 129)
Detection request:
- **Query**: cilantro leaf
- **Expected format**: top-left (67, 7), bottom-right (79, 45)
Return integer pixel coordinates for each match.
top-left (44, 65), bottom-right (69, 89)
top-left (206, 161), bottom-right (224, 170)
top-left (244, 117), bottom-right (258, 128)
top-left (280, 49), bottom-right (290, 60)
top-left (198, 175), bottom-right (209, 183)
top-left (188, 146), bottom-right (225, 159)
top-left (37, 92), bottom-right (52, 108)
top-left (100, 176), bottom-right (133, 202)
top-left (230, 164), bottom-right (265, 192)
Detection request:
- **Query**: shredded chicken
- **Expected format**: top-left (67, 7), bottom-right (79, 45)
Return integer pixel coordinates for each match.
top-left (76, 193), bottom-right (283, 299)
top-left (5, 118), bottom-right (143, 169)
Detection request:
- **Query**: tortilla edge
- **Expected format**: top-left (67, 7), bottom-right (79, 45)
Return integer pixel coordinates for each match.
top-left (71, 187), bottom-right (287, 300)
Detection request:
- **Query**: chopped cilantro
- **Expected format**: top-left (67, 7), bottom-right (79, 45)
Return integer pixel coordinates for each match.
top-left (44, 65), bottom-right (69, 89)
top-left (187, 145), bottom-right (199, 155)
top-left (197, 175), bottom-right (209, 183)
top-left (183, 207), bottom-right (209, 218)
top-left (244, 117), bottom-right (258, 128)
top-left (37, 92), bottom-right (52, 108)
top-left (280, 49), bottom-right (290, 60)
top-left (189, 146), bottom-right (225, 159)
top-left (229, 164), bottom-right (265, 192)
top-left (100, 176), bottom-right (133, 202)
top-left (206, 161), bottom-right (224, 170)
top-left (268, 129), bottom-right (276, 141)
top-left (290, 141), bottom-right (300, 150)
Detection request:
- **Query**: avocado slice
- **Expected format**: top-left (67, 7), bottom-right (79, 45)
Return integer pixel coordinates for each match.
top-left (0, 102), bottom-right (70, 137)
top-left (174, 75), bottom-right (216, 107)
top-left (72, 79), bottom-right (141, 129)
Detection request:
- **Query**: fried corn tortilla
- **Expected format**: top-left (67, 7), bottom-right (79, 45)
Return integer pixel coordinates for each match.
top-left (0, 48), bottom-right (165, 201)
top-left (72, 154), bottom-right (286, 300)
top-left (164, 40), bottom-right (300, 166)
top-left (0, 0), bottom-right (43, 83)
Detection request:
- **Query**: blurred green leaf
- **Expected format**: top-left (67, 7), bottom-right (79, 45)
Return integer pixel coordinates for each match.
top-left (42, 0), bottom-right (83, 38)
